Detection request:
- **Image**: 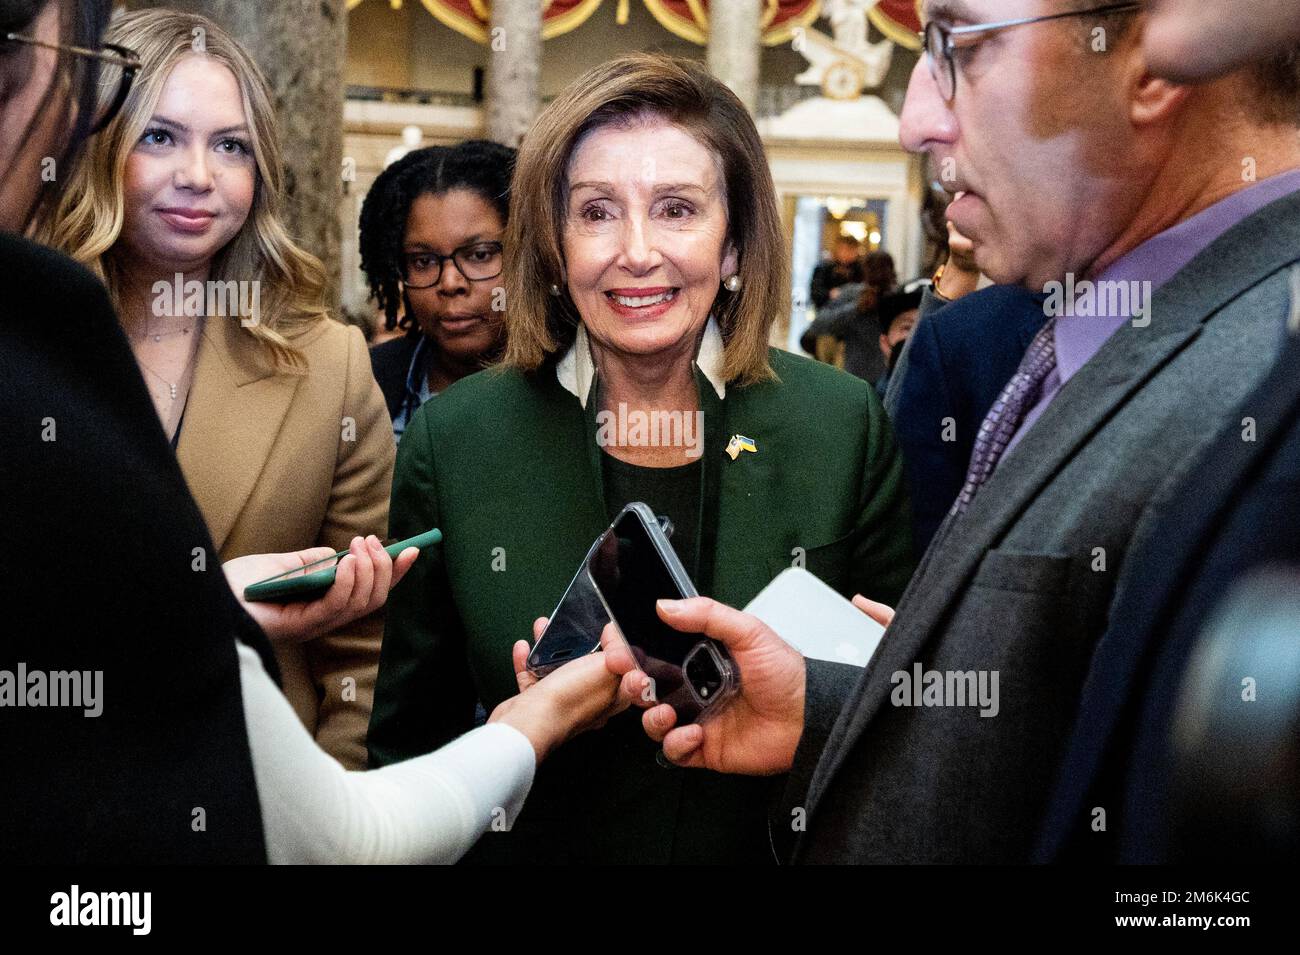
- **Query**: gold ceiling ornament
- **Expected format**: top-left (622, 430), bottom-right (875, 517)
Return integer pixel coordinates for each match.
top-left (865, 0), bottom-right (923, 52)
top-left (642, 1), bottom-right (822, 47)
top-left (346, 0), bottom-right (606, 41)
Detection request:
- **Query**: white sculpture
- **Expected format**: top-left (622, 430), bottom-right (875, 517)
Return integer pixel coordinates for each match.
top-left (827, 0), bottom-right (871, 57)
top-left (384, 125), bottom-right (424, 168)
top-left (794, 0), bottom-right (894, 99)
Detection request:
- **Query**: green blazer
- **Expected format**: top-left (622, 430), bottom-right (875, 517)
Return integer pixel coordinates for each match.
top-left (369, 346), bottom-right (914, 864)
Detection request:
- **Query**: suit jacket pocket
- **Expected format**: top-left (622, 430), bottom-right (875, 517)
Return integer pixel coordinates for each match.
top-left (969, 548), bottom-right (1073, 596)
top-left (962, 548), bottom-right (1094, 704)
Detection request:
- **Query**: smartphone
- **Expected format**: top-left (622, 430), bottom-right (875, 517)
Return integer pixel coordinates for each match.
top-left (241, 528), bottom-right (442, 603)
top-left (593, 503), bottom-right (737, 724)
top-left (527, 503), bottom-right (737, 723)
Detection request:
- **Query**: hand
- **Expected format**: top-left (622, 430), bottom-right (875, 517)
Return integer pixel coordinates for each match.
top-left (491, 617), bottom-right (646, 763)
top-left (937, 203), bottom-right (980, 301)
top-left (602, 597), bottom-right (807, 776)
top-left (223, 535), bottom-right (419, 643)
top-left (945, 218), bottom-right (978, 273)
top-left (851, 594), bottom-right (895, 629)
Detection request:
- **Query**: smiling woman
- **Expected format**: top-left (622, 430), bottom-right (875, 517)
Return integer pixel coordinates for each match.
top-left (371, 52), bottom-right (917, 865)
top-left (41, 8), bottom-right (396, 771)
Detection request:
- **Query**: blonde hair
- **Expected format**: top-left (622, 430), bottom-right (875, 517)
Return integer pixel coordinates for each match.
top-left (502, 54), bottom-right (788, 386)
top-left (44, 8), bottom-right (327, 371)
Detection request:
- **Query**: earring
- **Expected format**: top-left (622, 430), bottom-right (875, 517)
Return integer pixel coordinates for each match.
top-left (723, 274), bottom-right (741, 292)
top-left (549, 283), bottom-right (562, 296)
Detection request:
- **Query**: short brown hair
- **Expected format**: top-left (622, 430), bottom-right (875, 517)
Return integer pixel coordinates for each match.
top-left (1246, 46), bottom-right (1300, 126)
top-left (502, 53), bottom-right (787, 386)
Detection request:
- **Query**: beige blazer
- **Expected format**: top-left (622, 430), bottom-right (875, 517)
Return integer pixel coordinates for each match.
top-left (178, 314), bottom-right (396, 770)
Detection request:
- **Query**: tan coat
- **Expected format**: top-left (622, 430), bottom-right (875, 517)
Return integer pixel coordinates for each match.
top-left (178, 314), bottom-right (395, 770)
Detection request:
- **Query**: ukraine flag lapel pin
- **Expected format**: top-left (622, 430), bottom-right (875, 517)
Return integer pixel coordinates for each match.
top-left (725, 434), bottom-right (758, 461)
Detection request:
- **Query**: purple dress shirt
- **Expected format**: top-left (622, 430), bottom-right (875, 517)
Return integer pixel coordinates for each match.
top-left (1002, 168), bottom-right (1300, 458)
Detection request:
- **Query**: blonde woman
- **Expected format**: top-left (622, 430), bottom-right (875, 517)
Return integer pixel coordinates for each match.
top-left (46, 8), bottom-right (393, 770)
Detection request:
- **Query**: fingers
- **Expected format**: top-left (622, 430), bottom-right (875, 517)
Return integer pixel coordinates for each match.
top-left (851, 594), bottom-right (895, 628)
top-left (326, 551), bottom-right (356, 616)
top-left (617, 669), bottom-right (650, 710)
top-left (660, 725), bottom-right (706, 768)
top-left (654, 596), bottom-right (775, 654)
top-left (512, 640), bottom-right (536, 692)
top-left (349, 535), bottom-right (377, 609)
top-left (365, 536), bottom-right (392, 615)
top-left (642, 702), bottom-right (678, 743)
top-left (532, 616), bottom-right (549, 641)
top-left (598, 620), bottom-right (638, 676)
top-left (389, 546), bottom-right (420, 588)
top-left (293, 546), bottom-right (339, 568)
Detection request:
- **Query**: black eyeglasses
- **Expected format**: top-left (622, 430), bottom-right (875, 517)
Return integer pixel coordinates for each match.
top-left (401, 241), bottom-right (503, 288)
top-left (920, 2), bottom-right (1142, 102)
top-left (3, 32), bottom-right (140, 133)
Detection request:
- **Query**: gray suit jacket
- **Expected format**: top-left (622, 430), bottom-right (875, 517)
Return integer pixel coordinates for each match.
top-left (777, 188), bottom-right (1300, 864)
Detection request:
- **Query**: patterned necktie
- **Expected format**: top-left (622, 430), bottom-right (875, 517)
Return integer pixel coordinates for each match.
top-left (952, 318), bottom-right (1058, 515)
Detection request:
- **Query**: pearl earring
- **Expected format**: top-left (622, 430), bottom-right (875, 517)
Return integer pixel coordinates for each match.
top-left (723, 274), bottom-right (741, 292)
top-left (549, 283), bottom-right (562, 296)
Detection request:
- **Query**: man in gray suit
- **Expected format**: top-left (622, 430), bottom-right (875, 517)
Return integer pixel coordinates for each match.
top-left (602, 0), bottom-right (1300, 862)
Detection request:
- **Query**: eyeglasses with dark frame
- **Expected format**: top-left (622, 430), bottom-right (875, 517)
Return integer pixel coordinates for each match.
top-left (3, 31), bottom-right (140, 133)
top-left (919, 2), bottom-right (1142, 102)
top-left (400, 241), bottom-right (504, 289)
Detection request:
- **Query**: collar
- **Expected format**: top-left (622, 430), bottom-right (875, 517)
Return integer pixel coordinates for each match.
top-left (404, 334), bottom-right (435, 403)
top-left (556, 316), bottom-right (727, 408)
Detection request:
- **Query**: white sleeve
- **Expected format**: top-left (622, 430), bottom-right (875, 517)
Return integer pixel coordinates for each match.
top-left (235, 640), bottom-right (535, 864)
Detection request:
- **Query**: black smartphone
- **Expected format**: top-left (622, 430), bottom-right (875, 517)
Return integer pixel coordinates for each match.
top-left (589, 502), bottom-right (739, 723)
top-left (524, 535), bottom-right (612, 676)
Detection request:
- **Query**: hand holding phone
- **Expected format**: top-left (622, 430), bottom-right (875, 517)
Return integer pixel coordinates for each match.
top-left (241, 529), bottom-right (441, 603)
top-left (616, 595), bottom-right (807, 776)
top-left (226, 530), bottom-right (438, 643)
top-left (527, 503), bottom-right (738, 725)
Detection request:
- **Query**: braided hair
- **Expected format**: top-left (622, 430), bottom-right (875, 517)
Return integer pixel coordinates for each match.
top-left (359, 138), bottom-right (516, 331)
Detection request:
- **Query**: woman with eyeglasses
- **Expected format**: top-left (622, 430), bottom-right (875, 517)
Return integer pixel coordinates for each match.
top-left (2, 0), bottom-right (636, 864)
top-left (361, 140), bottom-right (513, 442)
top-left (42, 8), bottom-right (401, 771)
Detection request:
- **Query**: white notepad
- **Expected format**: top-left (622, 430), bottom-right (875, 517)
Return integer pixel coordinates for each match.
top-left (743, 568), bottom-right (886, 668)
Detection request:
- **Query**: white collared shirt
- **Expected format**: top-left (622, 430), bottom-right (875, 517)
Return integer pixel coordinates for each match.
top-left (555, 316), bottom-right (728, 408)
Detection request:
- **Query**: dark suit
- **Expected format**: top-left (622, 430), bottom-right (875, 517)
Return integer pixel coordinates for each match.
top-left (776, 189), bottom-right (1300, 863)
top-left (0, 233), bottom-right (275, 864)
top-left (1037, 295), bottom-right (1300, 863)
top-left (369, 327), bottom-right (422, 422)
top-left (888, 285), bottom-right (1047, 553)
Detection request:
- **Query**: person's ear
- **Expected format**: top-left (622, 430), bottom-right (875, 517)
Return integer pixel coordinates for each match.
top-left (1129, 70), bottom-right (1190, 129)
top-left (721, 242), bottom-right (738, 280)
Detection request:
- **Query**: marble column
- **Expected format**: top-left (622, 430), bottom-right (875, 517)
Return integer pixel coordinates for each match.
top-left (486, 0), bottom-right (543, 148)
top-left (706, 0), bottom-right (762, 113)
top-left (128, 0), bottom-right (348, 310)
